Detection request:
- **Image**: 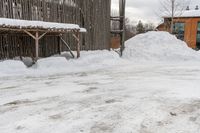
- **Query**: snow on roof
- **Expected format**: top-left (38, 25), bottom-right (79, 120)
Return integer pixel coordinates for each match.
top-left (0, 18), bottom-right (86, 32)
top-left (162, 9), bottom-right (200, 18)
top-left (80, 28), bottom-right (87, 33)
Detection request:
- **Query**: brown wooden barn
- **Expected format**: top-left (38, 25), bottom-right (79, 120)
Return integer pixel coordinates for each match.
top-left (157, 8), bottom-right (200, 49)
top-left (0, 0), bottom-right (112, 61)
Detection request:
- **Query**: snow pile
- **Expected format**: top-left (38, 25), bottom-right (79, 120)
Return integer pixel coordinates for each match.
top-left (34, 50), bottom-right (121, 74)
top-left (0, 60), bottom-right (27, 76)
top-left (123, 31), bottom-right (200, 62)
top-left (73, 50), bottom-right (121, 67)
top-left (0, 50), bottom-right (121, 77)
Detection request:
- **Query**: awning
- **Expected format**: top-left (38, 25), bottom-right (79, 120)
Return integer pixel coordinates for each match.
top-left (0, 18), bottom-right (86, 33)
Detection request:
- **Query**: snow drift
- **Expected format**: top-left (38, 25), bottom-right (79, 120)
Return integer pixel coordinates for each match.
top-left (0, 50), bottom-right (121, 77)
top-left (123, 31), bottom-right (200, 62)
top-left (1, 31), bottom-right (200, 77)
top-left (0, 60), bottom-right (28, 77)
top-left (34, 50), bottom-right (121, 75)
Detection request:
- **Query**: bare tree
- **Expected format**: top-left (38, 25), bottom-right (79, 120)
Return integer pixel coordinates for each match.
top-left (144, 23), bottom-right (156, 32)
top-left (124, 18), bottom-right (136, 40)
top-left (111, 10), bottom-right (136, 40)
top-left (159, 0), bottom-right (191, 33)
top-left (111, 10), bottom-right (119, 30)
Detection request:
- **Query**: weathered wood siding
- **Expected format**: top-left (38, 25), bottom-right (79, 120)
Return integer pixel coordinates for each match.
top-left (0, 0), bottom-right (111, 59)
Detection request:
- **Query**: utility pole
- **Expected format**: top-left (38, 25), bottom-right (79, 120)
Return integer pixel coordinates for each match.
top-left (110, 0), bottom-right (126, 56)
top-left (119, 0), bottom-right (126, 56)
top-left (171, 0), bottom-right (175, 33)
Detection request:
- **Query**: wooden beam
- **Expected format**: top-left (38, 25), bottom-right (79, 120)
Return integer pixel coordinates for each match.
top-left (23, 30), bottom-right (36, 39)
top-left (24, 30), bottom-right (48, 62)
top-left (0, 27), bottom-right (74, 33)
top-left (110, 30), bottom-right (123, 34)
top-left (72, 33), bottom-right (79, 41)
top-left (60, 35), bottom-right (75, 58)
top-left (38, 31), bottom-right (48, 40)
top-left (110, 16), bottom-right (124, 19)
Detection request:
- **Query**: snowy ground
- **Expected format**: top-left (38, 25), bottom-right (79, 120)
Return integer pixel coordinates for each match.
top-left (1, 32), bottom-right (200, 133)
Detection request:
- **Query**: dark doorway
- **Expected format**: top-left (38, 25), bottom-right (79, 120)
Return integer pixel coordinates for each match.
top-left (197, 22), bottom-right (200, 49)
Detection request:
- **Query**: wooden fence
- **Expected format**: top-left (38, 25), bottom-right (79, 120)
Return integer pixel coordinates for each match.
top-left (0, 0), bottom-right (111, 59)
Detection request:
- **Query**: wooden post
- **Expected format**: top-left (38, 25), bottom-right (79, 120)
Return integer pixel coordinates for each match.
top-left (76, 32), bottom-right (80, 58)
top-left (35, 31), bottom-right (39, 60)
top-left (24, 30), bottom-right (48, 62)
top-left (57, 35), bottom-right (61, 55)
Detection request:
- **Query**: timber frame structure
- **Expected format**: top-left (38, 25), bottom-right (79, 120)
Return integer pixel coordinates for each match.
top-left (0, 0), bottom-right (111, 60)
top-left (0, 19), bottom-right (82, 61)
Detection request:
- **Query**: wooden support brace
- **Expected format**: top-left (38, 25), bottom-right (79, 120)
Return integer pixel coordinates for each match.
top-left (73, 32), bottom-right (80, 58)
top-left (38, 31), bottom-right (48, 40)
top-left (24, 30), bottom-right (48, 40)
top-left (23, 30), bottom-right (36, 40)
top-left (23, 30), bottom-right (48, 62)
top-left (72, 34), bottom-right (79, 42)
top-left (59, 35), bottom-right (75, 58)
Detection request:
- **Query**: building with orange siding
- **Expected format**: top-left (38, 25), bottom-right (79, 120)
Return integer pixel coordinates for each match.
top-left (157, 8), bottom-right (200, 49)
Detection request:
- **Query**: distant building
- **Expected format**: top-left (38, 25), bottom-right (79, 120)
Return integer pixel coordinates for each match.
top-left (157, 7), bottom-right (200, 49)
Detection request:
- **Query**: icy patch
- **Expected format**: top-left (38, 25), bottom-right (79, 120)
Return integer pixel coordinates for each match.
top-left (123, 31), bottom-right (200, 62)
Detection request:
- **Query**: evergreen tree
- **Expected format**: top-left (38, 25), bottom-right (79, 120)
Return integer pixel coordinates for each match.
top-left (136, 20), bottom-right (145, 34)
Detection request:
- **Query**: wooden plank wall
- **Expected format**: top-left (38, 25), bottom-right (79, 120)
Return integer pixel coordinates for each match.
top-left (0, 33), bottom-right (60, 59)
top-left (0, 0), bottom-right (111, 60)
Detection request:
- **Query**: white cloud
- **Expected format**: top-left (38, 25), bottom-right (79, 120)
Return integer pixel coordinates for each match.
top-left (111, 0), bottom-right (200, 26)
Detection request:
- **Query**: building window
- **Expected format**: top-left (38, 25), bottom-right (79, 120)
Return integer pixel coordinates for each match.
top-left (197, 22), bottom-right (200, 49)
top-left (173, 22), bottom-right (185, 41)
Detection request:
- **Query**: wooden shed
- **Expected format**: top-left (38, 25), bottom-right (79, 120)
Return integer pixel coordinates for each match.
top-left (157, 9), bottom-right (200, 49)
top-left (0, 0), bottom-right (111, 60)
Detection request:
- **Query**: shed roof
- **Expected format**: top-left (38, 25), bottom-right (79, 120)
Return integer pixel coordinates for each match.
top-left (0, 18), bottom-right (86, 33)
top-left (162, 10), bottom-right (200, 18)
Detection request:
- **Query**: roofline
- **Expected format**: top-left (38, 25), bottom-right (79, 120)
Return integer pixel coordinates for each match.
top-left (163, 16), bottom-right (200, 19)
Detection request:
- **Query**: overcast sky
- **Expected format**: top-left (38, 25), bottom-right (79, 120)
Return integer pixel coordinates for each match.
top-left (112, 0), bottom-right (200, 25)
